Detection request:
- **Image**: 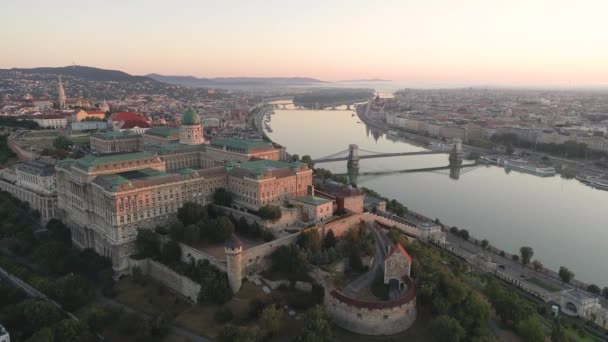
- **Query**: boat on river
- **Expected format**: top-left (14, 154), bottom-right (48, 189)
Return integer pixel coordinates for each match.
top-left (480, 156), bottom-right (556, 177)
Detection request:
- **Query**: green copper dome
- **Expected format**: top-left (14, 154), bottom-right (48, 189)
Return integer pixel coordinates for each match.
top-left (181, 109), bottom-right (201, 125)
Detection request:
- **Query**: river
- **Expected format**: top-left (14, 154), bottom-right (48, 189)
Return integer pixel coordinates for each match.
top-left (264, 104), bottom-right (608, 286)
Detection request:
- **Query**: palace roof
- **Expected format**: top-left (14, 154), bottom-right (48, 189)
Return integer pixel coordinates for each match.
top-left (229, 159), bottom-right (307, 178)
top-left (210, 138), bottom-right (274, 154)
top-left (74, 152), bottom-right (157, 171)
top-left (144, 126), bottom-right (179, 138)
top-left (93, 167), bottom-right (201, 192)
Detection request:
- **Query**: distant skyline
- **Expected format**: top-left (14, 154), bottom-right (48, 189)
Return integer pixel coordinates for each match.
top-left (1, 0), bottom-right (608, 86)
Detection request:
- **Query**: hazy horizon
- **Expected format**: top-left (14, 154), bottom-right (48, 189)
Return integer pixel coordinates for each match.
top-left (2, 0), bottom-right (608, 87)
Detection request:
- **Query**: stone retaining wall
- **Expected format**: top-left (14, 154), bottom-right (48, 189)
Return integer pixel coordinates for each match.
top-left (129, 258), bottom-right (201, 303)
top-left (326, 277), bottom-right (417, 335)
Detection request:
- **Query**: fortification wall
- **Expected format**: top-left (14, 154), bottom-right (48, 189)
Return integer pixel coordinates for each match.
top-left (240, 230), bottom-right (306, 276)
top-left (171, 238), bottom-right (227, 272)
top-left (365, 213), bottom-right (421, 238)
top-left (129, 258), bottom-right (201, 303)
top-left (326, 277), bottom-right (417, 335)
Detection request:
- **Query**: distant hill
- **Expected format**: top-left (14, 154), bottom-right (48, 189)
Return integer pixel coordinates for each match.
top-left (337, 78), bottom-right (391, 82)
top-left (2, 65), bottom-right (155, 82)
top-left (147, 74), bottom-right (326, 88)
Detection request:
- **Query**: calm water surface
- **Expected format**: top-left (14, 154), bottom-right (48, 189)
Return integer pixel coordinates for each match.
top-left (265, 107), bottom-right (608, 286)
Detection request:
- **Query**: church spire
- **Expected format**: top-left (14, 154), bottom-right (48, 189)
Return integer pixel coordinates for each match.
top-left (57, 76), bottom-right (66, 109)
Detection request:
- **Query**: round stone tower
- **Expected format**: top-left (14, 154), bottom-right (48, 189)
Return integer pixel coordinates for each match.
top-left (179, 109), bottom-right (204, 145)
top-left (225, 234), bottom-right (243, 293)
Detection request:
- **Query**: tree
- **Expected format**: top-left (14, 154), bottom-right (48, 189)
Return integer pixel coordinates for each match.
top-left (177, 202), bottom-right (207, 225)
top-left (587, 284), bottom-right (601, 294)
top-left (214, 307), bottom-right (233, 324)
top-left (46, 218), bottom-right (71, 244)
top-left (211, 216), bottom-right (235, 242)
top-left (258, 205), bottom-right (282, 222)
top-left (506, 143), bottom-right (515, 155)
top-left (558, 266), bottom-right (574, 283)
top-left (458, 229), bottom-right (469, 240)
top-left (323, 229), bottom-right (337, 249)
top-left (429, 315), bottom-right (466, 342)
top-left (480, 239), bottom-right (489, 249)
top-left (236, 217), bottom-right (250, 235)
top-left (161, 239), bottom-right (181, 264)
top-left (296, 305), bottom-right (332, 342)
top-left (520, 246), bottom-right (534, 266)
top-left (532, 260), bottom-right (543, 272)
top-left (300, 155), bottom-right (315, 169)
top-left (298, 229), bottom-right (322, 251)
top-left (135, 229), bottom-right (161, 258)
top-left (26, 327), bottom-right (55, 342)
top-left (516, 317), bottom-right (545, 342)
top-left (602, 287), bottom-right (608, 299)
top-left (259, 305), bottom-right (283, 337)
top-left (20, 299), bottom-right (62, 334)
top-left (183, 224), bottom-right (200, 244)
top-left (53, 136), bottom-right (73, 150)
top-left (213, 188), bottom-right (233, 207)
top-left (169, 221), bottom-right (185, 241)
top-left (349, 248), bottom-right (365, 272)
top-left (54, 319), bottom-right (90, 341)
top-left (272, 245), bottom-right (309, 275)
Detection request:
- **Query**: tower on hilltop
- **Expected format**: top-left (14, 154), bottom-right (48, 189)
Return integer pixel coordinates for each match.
top-left (57, 76), bottom-right (66, 109)
top-left (179, 109), bottom-right (205, 145)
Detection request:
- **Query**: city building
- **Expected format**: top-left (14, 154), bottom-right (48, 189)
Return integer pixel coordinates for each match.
top-left (21, 114), bottom-right (69, 129)
top-left (90, 131), bottom-right (143, 153)
top-left (56, 109), bottom-right (290, 273)
top-left (143, 126), bottom-right (180, 145)
top-left (208, 138), bottom-right (280, 162)
top-left (72, 109), bottom-right (106, 122)
top-left (0, 159), bottom-right (58, 222)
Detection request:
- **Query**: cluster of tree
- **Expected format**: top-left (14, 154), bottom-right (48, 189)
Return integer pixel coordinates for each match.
top-left (167, 202), bottom-right (235, 244)
top-left (449, 226), bottom-right (470, 240)
top-left (171, 259), bottom-right (232, 305)
top-left (257, 205), bottom-right (282, 222)
top-left (359, 187), bottom-right (408, 216)
top-left (134, 229), bottom-right (182, 265)
top-left (0, 134), bottom-right (16, 164)
top-left (407, 243), bottom-right (495, 341)
top-left (295, 305), bottom-right (333, 342)
top-left (293, 89), bottom-right (374, 107)
top-left (0, 116), bottom-right (40, 129)
top-left (314, 168), bottom-right (349, 185)
top-left (0, 195), bottom-right (111, 312)
top-left (217, 304), bottom-right (284, 342)
top-left (52, 136), bottom-right (74, 150)
top-left (234, 216), bottom-right (275, 242)
top-left (299, 155), bottom-right (314, 169)
top-left (484, 278), bottom-right (545, 340)
top-left (0, 284), bottom-right (94, 341)
top-left (213, 187), bottom-right (233, 206)
top-left (86, 304), bottom-right (171, 342)
top-left (492, 133), bottom-right (592, 158)
top-left (271, 244), bottom-right (310, 277)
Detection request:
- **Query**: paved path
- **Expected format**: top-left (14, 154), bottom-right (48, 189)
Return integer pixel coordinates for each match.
top-left (342, 222), bottom-right (388, 297)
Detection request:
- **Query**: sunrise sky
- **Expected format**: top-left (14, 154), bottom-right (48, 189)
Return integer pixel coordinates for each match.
top-left (1, 0), bottom-right (607, 86)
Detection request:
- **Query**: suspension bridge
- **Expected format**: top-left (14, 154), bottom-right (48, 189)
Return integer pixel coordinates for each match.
top-left (312, 139), bottom-right (465, 168)
top-left (311, 139), bottom-right (482, 183)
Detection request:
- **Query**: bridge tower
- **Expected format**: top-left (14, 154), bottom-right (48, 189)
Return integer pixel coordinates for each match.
top-left (347, 144), bottom-right (360, 186)
top-left (347, 144), bottom-right (360, 170)
top-left (449, 139), bottom-right (464, 167)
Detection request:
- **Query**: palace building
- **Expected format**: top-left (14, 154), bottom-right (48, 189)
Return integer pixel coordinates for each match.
top-left (56, 109), bottom-right (310, 273)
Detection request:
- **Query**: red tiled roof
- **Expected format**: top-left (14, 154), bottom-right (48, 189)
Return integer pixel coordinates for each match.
top-left (84, 110), bottom-right (105, 115)
top-left (119, 120), bottom-right (151, 129)
top-left (111, 111), bottom-right (151, 123)
top-left (384, 243), bottom-right (412, 263)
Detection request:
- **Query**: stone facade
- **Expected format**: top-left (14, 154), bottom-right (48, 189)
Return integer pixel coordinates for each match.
top-left (0, 159), bottom-right (59, 222)
top-left (90, 131), bottom-right (143, 153)
top-left (129, 258), bottom-right (201, 303)
top-left (326, 277), bottom-right (417, 335)
top-left (384, 244), bottom-right (411, 284)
